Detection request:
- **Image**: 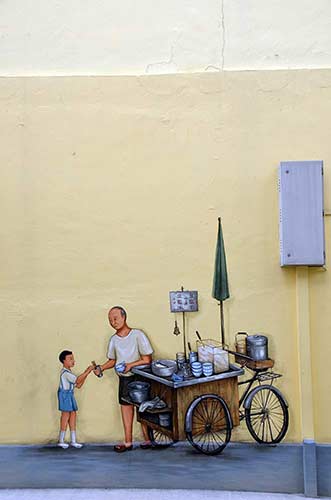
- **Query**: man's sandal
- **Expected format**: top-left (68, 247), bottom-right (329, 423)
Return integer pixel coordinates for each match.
top-left (140, 442), bottom-right (153, 449)
top-left (114, 444), bottom-right (133, 453)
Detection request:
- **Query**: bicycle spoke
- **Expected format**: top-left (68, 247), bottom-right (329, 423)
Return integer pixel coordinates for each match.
top-left (195, 404), bottom-right (207, 422)
top-left (264, 389), bottom-right (273, 410)
top-left (268, 414), bottom-right (282, 433)
top-left (256, 389), bottom-right (265, 409)
top-left (212, 404), bottom-right (225, 424)
top-left (267, 416), bottom-right (274, 441)
top-left (207, 433), bottom-right (212, 453)
top-left (192, 423), bottom-right (206, 434)
top-left (192, 429), bottom-right (208, 439)
top-left (209, 430), bottom-right (219, 447)
top-left (193, 412), bottom-right (207, 425)
top-left (268, 401), bottom-right (282, 412)
top-left (256, 415), bottom-right (263, 437)
top-left (211, 429), bottom-right (226, 443)
top-left (212, 413), bottom-right (226, 425)
top-left (203, 400), bottom-right (211, 420)
top-left (210, 400), bottom-right (219, 423)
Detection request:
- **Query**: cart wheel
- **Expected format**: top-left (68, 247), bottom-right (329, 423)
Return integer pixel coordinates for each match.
top-left (245, 385), bottom-right (289, 444)
top-left (185, 394), bottom-right (232, 455)
top-left (147, 427), bottom-right (174, 448)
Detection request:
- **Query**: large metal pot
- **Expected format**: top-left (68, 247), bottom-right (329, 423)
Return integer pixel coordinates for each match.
top-left (128, 381), bottom-right (150, 404)
top-left (246, 335), bottom-right (268, 361)
top-left (151, 359), bottom-right (177, 377)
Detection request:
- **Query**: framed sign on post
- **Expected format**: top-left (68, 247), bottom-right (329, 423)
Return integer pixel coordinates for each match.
top-left (169, 290), bottom-right (198, 313)
top-left (169, 288), bottom-right (198, 359)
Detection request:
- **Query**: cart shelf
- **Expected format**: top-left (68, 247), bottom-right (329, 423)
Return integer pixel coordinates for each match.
top-left (121, 397), bottom-right (174, 438)
top-left (120, 397), bottom-right (172, 414)
top-left (139, 418), bottom-right (173, 438)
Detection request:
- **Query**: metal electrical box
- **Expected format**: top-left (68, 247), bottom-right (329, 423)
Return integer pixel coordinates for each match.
top-left (278, 161), bottom-right (325, 266)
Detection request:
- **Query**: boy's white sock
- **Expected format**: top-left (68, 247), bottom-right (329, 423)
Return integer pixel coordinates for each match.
top-left (59, 430), bottom-right (66, 443)
top-left (70, 431), bottom-right (83, 448)
top-left (58, 430), bottom-right (69, 448)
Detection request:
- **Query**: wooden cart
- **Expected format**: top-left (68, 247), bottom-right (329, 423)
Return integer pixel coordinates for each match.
top-left (129, 364), bottom-right (244, 455)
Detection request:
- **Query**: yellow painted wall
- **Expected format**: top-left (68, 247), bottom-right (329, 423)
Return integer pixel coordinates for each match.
top-left (0, 70), bottom-right (330, 444)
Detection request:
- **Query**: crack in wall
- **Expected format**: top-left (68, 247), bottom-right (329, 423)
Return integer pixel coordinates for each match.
top-left (204, 1), bottom-right (226, 73)
top-left (145, 45), bottom-right (176, 74)
top-left (221, 0), bottom-right (226, 70)
top-left (204, 65), bottom-right (221, 71)
top-left (145, 33), bottom-right (182, 74)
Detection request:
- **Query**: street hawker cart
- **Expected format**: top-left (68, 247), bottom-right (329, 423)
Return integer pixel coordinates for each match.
top-left (131, 363), bottom-right (243, 455)
top-left (128, 355), bottom-right (289, 455)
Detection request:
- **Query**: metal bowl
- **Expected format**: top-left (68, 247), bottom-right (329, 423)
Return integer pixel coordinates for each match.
top-left (158, 413), bottom-right (172, 427)
top-left (151, 359), bottom-right (177, 378)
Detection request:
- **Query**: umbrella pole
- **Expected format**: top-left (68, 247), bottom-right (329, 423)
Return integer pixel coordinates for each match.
top-left (219, 301), bottom-right (225, 347)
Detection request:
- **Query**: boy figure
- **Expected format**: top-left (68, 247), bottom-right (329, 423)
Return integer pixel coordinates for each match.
top-left (58, 350), bottom-right (93, 449)
top-left (94, 306), bottom-right (153, 452)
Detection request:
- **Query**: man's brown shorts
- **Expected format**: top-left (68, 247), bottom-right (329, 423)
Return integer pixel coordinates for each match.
top-left (118, 374), bottom-right (137, 405)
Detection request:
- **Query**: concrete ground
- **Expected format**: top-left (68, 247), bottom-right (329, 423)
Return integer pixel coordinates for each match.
top-left (0, 490), bottom-right (328, 500)
top-left (0, 443), bottom-right (330, 497)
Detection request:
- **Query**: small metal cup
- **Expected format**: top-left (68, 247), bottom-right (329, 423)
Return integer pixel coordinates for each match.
top-left (176, 352), bottom-right (186, 370)
top-left (182, 362), bottom-right (192, 379)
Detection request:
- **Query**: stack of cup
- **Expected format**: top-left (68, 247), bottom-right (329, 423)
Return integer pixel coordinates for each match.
top-left (176, 352), bottom-right (186, 371)
top-left (189, 351), bottom-right (198, 364)
top-left (202, 362), bottom-right (213, 377)
top-left (191, 361), bottom-right (203, 378)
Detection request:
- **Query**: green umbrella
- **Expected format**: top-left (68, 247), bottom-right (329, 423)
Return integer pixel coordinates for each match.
top-left (212, 217), bottom-right (230, 345)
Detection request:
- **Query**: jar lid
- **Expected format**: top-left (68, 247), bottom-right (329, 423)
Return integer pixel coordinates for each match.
top-left (247, 335), bottom-right (268, 344)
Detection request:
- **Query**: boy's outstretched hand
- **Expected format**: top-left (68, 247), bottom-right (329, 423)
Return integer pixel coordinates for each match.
top-left (76, 365), bottom-right (94, 389)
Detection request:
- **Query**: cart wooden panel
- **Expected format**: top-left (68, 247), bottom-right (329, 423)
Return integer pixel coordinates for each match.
top-left (175, 377), bottom-right (240, 439)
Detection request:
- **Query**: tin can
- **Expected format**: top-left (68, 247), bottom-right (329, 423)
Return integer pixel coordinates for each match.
top-left (235, 332), bottom-right (248, 355)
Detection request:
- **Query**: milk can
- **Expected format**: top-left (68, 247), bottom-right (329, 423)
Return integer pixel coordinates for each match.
top-left (246, 335), bottom-right (268, 361)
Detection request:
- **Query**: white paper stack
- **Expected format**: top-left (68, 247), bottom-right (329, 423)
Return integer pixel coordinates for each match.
top-left (198, 343), bottom-right (229, 373)
top-left (198, 345), bottom-right (214, 363)
top-left (213, 348), bottom-right (229, 374)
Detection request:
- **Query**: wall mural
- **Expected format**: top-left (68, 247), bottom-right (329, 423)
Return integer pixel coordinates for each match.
top-left (55, 219), bottom-right (288, 455)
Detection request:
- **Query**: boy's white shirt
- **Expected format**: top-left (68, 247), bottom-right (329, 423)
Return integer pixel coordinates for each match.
top-left (107, 328), bottom-right (153, 377)
top-left (59, 368), bottom-right (77, 390)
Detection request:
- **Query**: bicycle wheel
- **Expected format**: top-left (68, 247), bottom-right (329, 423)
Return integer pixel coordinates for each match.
top-left (147, 427), bottom-right (174, 448)
top-left (245, 385), bottom-right (289, 444)
top-left (185, 394), bottom-right (232, 455)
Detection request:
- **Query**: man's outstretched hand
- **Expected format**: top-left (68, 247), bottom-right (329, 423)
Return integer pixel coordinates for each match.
top-left (91, 361), bottom-right (103, 378)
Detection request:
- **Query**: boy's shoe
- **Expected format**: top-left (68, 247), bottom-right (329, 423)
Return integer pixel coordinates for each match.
top-left (70, 442), bottom-right (83, 448)
top-left (57, 442), bottom-right (69, 449)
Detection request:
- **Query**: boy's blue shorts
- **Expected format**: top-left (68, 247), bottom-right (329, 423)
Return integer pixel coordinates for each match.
top-left (58, 388), bottom-right (78, 412)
